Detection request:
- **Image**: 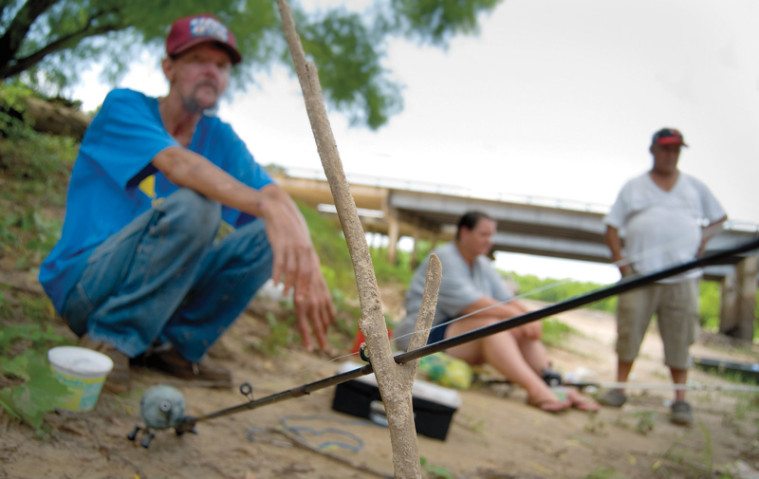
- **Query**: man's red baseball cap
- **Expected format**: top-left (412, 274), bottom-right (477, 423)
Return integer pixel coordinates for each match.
top-left (651, 128), bottom-right (688, 147)
top-left (166, 14), bottom-right (242, 65)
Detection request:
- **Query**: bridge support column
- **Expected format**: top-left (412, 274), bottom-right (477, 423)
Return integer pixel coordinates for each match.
top-left (387, 209), bottom-right (400, 265)
top-left (719, 272), bottom-right (737, 331)
top-left (719, 255), bottom-right (758, 341)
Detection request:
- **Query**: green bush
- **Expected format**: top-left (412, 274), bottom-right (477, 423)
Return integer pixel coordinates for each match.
top-left (699, 281), bottom-right (721, 331)
top-left (506, 272), bottom-right (617, 314)
top-left (541, 317), bottom-right (576, 348)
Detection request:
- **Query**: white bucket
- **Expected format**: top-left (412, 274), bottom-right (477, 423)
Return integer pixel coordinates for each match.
top-left (48, 346), bottom-right (114, 412)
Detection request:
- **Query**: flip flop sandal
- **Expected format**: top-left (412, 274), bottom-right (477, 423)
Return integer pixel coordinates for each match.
top-left (527, 387), bottom-right (571, 413)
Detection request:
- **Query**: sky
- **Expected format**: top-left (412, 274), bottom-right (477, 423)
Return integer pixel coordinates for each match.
top-left (72, 0), bottom-right (759, 284)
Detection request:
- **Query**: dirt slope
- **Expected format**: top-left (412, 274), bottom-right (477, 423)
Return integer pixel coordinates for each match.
top-left (1, 295), bottom-right (758, 479)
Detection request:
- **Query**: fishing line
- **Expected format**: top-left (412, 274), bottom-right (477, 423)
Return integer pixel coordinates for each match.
top-left (572, 381), bottom-right (759, 393)
top-left (327, 279), bottom-right (568, 365)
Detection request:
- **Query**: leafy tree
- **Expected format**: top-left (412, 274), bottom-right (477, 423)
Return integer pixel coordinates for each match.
top-left (0, 0), bottom-right (501, 129)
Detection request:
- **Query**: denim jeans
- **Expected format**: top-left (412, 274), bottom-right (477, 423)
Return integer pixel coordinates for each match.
top-left (61, 189), bottom-right (273, 362)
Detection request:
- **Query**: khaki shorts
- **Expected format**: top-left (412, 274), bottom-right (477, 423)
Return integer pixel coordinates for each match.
top-left (615, 278), bottom-right (699, 370)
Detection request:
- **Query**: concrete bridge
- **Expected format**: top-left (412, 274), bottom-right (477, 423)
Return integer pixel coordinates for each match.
top-left (275, 168), bottom-right (759, 341)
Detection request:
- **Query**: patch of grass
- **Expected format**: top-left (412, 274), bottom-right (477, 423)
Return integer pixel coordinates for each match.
top-left (0, 124), bottom-right (75, 270)
top-left (420, 456), bottom-right (454, 479)
top-left (584, 467), bottom-right (619, 479)
top-left (541, 317), bottom-right (577, 348)
top-left (0, 209), bottom-right (63, 269)
top-left (0, 322), bottom-right (67, 352)
top-left (633, 410), bottom-right (656, 435)
top-left (0, 118), bottom-right (80, 433)
top-left (297, 200), bottom-right (355, 295)
top-left (611, 410), bottom-right (656, 436)
top-left (506, 273), bottom-right (618, 314)
top-left (0, 349), bottom-right (72, 436)
top-left (733, 393), bottom-right (759, 430)
top-left (653, 424), bottom-right (720, 478)
top-left (583, 415), bottom-right (607, 436)
top-left (253, 311), bottom-right (299, 357)
top-left (0, 320), bottom-right (71, 435)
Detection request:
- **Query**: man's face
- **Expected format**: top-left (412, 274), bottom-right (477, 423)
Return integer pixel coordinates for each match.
top-left (164, 43), bottom-right (232, 113)
top-left (651, 143), bottom-right (681, 175)
top-left (460, 218), bottom-right (496, 257)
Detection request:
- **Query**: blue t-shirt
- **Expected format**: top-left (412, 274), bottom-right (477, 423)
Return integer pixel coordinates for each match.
top-left (39, 88), bottom-right (273, 313)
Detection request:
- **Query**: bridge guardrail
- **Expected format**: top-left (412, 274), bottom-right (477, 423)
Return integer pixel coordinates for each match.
top-left (278, 166), bottom-right (759, 233)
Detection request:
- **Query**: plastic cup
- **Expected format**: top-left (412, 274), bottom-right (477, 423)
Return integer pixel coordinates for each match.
top-left (47, 346), bottom-right (114, 412)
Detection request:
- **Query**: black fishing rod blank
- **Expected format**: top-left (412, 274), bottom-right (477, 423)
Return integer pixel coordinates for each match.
top-left (164, 237), bottom-right (759, 436)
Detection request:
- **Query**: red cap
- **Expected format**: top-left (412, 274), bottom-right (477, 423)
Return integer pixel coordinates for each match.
top-left (651, 128), bottom-right (688, 147)
top-left (166, 14), bottom-right (241, 65)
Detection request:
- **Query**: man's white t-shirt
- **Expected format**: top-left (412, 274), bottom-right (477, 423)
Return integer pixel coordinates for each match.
top-left (604, 172), bottom-right (725, 283)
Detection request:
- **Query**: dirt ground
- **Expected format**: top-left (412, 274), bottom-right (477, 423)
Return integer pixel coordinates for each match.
top-left (1, 289), bottom-right (758, 479)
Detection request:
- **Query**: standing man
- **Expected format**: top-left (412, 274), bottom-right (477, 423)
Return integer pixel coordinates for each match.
top-left (600, 128), bottom-right (727, 425)
top-left (395, 211), bottom-right (599, 413)
top-left (39, 14), bottom-right (335, 393)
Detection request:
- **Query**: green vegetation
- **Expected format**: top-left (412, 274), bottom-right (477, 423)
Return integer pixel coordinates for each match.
top-left (0, 278), bottom-right (73, 435)
top-left (540, 317), bottom-right (577, 348)
top-left (654, 424), bottom-right (718, 478)
top-left (253, 311), bottom-right (299, 357)
top-left (1, 0), bottom-right (501, 129)
top-left (584, 467), bottom-right (620, 479)
top-left (0, 83), bottom-right (75, 269)
top-left (507, 269), bottom-right (759, 339)
top-left (419, 456), bottom-right (455, 479)
top-left (0, 85), bottom-right (81, 431)
top-left (0, 349), bottom-right (71, 435)
top-left (507, 272), bottom-right (618, 314)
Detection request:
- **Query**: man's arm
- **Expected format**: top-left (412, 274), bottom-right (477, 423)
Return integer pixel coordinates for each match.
top-left (698, 214), bottom-right (728, 256)
top-left (153, 146), bottom-right (335, 351)
top-left (604, 225), bottom-right (632, 277)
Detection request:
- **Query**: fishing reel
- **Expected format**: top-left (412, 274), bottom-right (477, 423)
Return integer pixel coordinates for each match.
top-left (127, 382), bottom-right (254, 448)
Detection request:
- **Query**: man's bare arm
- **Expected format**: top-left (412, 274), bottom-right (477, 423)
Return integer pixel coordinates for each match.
top-left (604, 225), bottom-right (631, 277)
top-left (153, 146), bottom-right (335, 350)
top-left (698, 214), bottom-right (728, 256)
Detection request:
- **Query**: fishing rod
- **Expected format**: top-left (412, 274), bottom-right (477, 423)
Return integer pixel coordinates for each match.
top-left (140, 237), bottom-right (758, 441)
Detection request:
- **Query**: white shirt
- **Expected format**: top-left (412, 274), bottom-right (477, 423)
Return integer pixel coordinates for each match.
top-left (604, 172), bottom-right (725, 282)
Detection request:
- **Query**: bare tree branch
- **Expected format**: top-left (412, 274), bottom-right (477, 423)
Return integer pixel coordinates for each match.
top-left (0, 4), bottom-right (125, 79)
top-left (276, 0), bottom-right (437, 476)
top-left (0, 0), bottom-right (58, 67)
top-left (2, 21), bottom-right (120, 78)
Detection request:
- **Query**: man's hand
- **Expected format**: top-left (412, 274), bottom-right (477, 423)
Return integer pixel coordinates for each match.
top-left (292, 253), bottom-right (336, 351)
top-left (258, 185), bottom-right (335, 351)
top-left (618, 264), bottom-right (633, 277)
top-left (151, 150), bottom-right (336, 350)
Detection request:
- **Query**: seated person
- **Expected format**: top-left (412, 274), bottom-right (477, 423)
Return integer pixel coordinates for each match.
top-left (394, 211), bottom-right (598, 413)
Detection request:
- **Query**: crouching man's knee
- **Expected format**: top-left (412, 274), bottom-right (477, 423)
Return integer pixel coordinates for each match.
top-left (159, 189), bottom-right (222, 243)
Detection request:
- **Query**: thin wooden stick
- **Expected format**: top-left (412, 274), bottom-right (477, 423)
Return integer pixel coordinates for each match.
top-left (275, 1), bottom-right (441, 477)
